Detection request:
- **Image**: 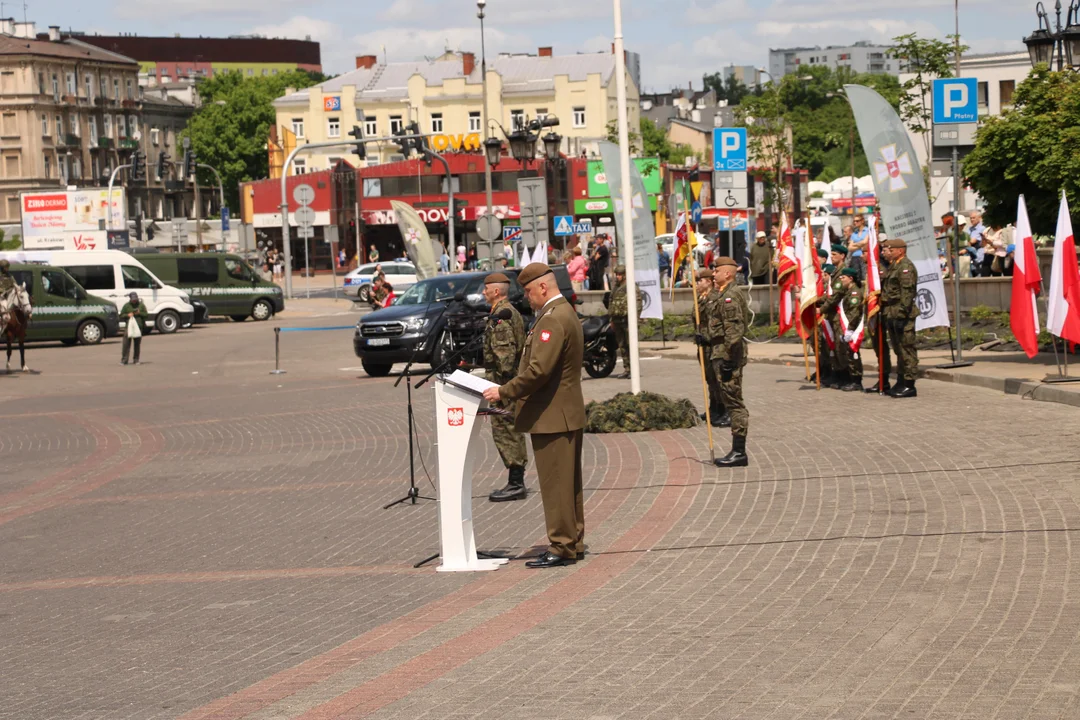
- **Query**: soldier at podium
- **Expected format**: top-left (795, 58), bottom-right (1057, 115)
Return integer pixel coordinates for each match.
top-left (483, 263), bottom-right (586, 569)
top-left (481, 272), bottom-right (529, 502)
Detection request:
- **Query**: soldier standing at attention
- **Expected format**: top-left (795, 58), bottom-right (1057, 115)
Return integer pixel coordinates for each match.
top-left (693, 268), bottom-right (728, 427)
top-left (820, 244), bottom-right (850, 389)
top-left (481, 273), bottom-right (529, 502)
top-left (865, 241), bottom-right (892, 394)
top-left (709, 257), bottom-right (751, 468)
top-left (482, 263), bottom-right (586, 568)
top-left (879, 239), bottom-right (919, 398)
top-left (608, 265), bottom-right (632, 378)
top-left (0, 259), bottom-right (14, 293)
top-left (837, 268), bottom-right (865, 391)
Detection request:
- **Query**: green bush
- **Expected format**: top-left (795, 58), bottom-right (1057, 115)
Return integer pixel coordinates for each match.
top-left (585, 392), bottom-right (699, 433)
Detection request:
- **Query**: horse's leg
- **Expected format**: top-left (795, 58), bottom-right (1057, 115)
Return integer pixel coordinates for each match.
top-left (4, 335), bottom-right (9, 373)
top-left (19, 336), bottom-right (27, 372)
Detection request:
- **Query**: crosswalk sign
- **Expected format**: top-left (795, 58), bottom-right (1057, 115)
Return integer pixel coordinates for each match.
top-left (553, 215), bottom-right (574, 236)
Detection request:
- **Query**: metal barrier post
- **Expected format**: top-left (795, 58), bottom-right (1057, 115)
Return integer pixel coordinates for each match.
top-left (270, 327), bottom-right (286, 375)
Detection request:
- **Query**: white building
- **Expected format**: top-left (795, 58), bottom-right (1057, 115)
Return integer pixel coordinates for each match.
top-left (901, 51), bottom-right (1031, 221)
top-left (769, 42), bottom-right (897, 80)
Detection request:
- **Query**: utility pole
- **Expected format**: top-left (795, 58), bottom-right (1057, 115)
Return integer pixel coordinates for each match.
top-left (478, 0), bottom-right (496, 261)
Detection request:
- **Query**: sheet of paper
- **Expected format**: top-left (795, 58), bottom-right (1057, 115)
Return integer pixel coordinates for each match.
top-left (443, 369), bottom-right (498, 395)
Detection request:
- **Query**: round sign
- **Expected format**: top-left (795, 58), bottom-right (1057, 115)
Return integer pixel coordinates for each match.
top-left (476, 214), bottom-right (502, 242)
top-left (690, 201), bottom-right (703, 224)
top-left (294, 206), bottom-right (317, 226)
top-left (292, 183), bottom-right (315, 207)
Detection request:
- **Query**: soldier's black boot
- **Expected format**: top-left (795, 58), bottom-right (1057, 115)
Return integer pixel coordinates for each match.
top-left (865, 378), bottom-right (891, 394)
top-left (841, 378), bottom-right (863, 392)
top-left (489, 466), bottom-right (527, 502)
top-left (714, 435), bottom-right (748, 468)
top-left (712, 412), bottom-right (731, 428)
top-left (889, 380), bottom-right (917, 398)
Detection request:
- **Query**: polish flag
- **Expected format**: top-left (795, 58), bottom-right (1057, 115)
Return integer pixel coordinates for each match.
top-left (798, 221), bottom-right (825, 339)
top-left (776, 214), bottom-right (798, 336)
top-left (864, 215), bottom-right (882, 320)
top-left (1046, 191), bottom-right (1080, 347)
top-left (1010, 195), bottom-right (1042, 357)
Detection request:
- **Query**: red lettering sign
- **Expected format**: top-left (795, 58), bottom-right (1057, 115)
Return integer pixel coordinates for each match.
top-left (71, 234), bottom-right (98, 251)
top-left (24, 194), bottom-right (68, 212)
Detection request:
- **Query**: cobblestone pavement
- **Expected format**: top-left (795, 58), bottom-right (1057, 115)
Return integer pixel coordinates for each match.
top-left (2, 317), bottom-right (1080, 719)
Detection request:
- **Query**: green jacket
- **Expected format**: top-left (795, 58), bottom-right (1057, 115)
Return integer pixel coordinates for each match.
top-left (483, 298), bottom-right (526, 385)
top-left (696, 288), bottom-right (719, 360)
top-left (608, 280), bottom-right (645, 320)
top-left (706, 282), bottom-right (750, 364)
top-left (0, 272), bottom-right (14, 294)
top-left (121, 301), bottom-right (148, 322)
top-left (880, 256), bottom-right (918, 322)
top-left (839, 283), bottom-right (864, 331)
top-left (821, 262), bottom-right (846, 317)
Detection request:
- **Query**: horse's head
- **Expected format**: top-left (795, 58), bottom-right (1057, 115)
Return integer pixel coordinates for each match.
top-left (15, 283), bottom-right (31, 318)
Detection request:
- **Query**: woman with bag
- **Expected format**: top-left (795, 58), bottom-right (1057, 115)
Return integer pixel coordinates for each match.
top-left (121, 292), bottom-right (148, 365)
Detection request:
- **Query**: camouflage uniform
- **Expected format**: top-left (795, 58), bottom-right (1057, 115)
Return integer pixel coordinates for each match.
top-left (696, 287), bottom-right (726, 421)
top-left (608, 278), bottom-right (642, 372)
top-left (483, 297), bottom-right (528, 470)
top-left (838, 282), bottom-right (865, 381)
top-left (820, 263), bottom-right (849, 383)
top-left (0, 261), bottom-right (14, 294)
top-left (707, 281), bottom-right (751, 437)
top-left (880, 255), bottom-right (919, 382)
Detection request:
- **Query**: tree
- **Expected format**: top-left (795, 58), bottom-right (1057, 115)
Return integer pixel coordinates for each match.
top-left (182, 70), bottom-right (325, 210)
top-left (962, 66), bottom-right (1080, 232)
top-left (702, 73), bottom-right (753, 105)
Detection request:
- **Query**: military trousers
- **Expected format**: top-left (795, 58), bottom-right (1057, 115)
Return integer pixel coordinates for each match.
top-left (886, 317), bottom-right (919, 381)
top-left (867, 316), bottom-right (892, 381)
top-left (828, 315), bottom-right (851, 379)
top-left (712, 359), bottom-right (749, 437)
top-left (702, 351), bottom-right (726, 418)
top-left (612, 317), bottom-right (630, 369)
top-left (531, 429), bottom-right (585, 560)
top-left (490, 406), bottom-right (528, 470)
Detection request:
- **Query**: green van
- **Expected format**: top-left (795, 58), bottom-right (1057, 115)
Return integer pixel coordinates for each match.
top-left (136, 252), bottom-right (285, 321)
top-left (7, 263), bottom-right (121, 345)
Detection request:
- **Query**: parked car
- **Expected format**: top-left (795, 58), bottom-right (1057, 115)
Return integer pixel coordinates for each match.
top-left (344, 261), bottom-right (417, 300)
top-left (353, 265), bottom-right (576, 377)
top-left (5, 263), bottom-right (120, 345)
top-left (136, 252), bottom-right (284, 322)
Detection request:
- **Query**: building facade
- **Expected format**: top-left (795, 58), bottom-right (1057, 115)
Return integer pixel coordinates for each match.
top-left (768, 42), bottom-right (898, 80)
top-left (271, 47), bottom-right (641, 175)
top-left (55, 34), bottom-right (322, 86)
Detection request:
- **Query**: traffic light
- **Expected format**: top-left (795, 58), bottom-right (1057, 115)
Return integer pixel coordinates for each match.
top-left (182, 150), bottom-right (196, 180)
top-left (156, 152), bottom-right (168, 181)
top-left (393, 127), bottom-right (414, 157)
top-left (348, 125), bottom-right (366, 161)
top-left (130, 151), bottom-right (142, 181)
top-left (134, 214), bottom-right (143, 241)
top-left (408, 122), bottom-right (429, 156)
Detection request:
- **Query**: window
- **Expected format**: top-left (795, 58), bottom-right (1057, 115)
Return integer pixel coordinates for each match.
top-left (977, 81), bottom-right (989, 109)
top-left (510, 109), bottom-right (524, 130)
top-left (160, 74), bottom-right (170, 84)
top-left (85, 74), bottom-right (93, 99)
top-left (43, 154), bottom-right (50, 178)
top-left (69, 113), bottom-right (78, 136)
top-left (177, 258), bottom-right (219, 284)
top-left (247, 69), bottom-right (254, 76)
top-left (66, 72), bottom-right (76, 95)
top-left (116, 115), bottom-right (124, 138)
top-left (59, 156), bottom-right (68, 184)
top-left (89, 117), bottom-right (97, 143)
top-left (66, 265), bottom-right (115, 291)
top-left (100, 76), bottom-right (108, 98)
top-left (327, 117), bottom-right (340, 138)
top-left (430, 113), bottom-right (443, 133)
top-left (72, 156), bottom-right (81, 179)
top-left (126, 79), bottom-right (134, 99)
top-left (573, 106), bottom-right (586, 128)
top-left (55, 115), bottom-right (62, 137)
top-left (535, 108), bottom-right (548, 123)
top-left (10, 270), bottom-right (33, 296)
top-left (51, 74), bottom-right (59, 99)
top-left (150, 127), bottom-right (159, 146)
top-left (1000, 79), bottom-right (1016, 107)
top-left (103, 114), bottom-right (112, 138)
top-left (38, 71), bottom-right (44, 94)
top-left (468, 111), bottom-right (481, 132)
top-left (113, 78), bottom-right (120, 98)
top-left (42, 270), bottom-right (81, 300)
top-left (41, 114), bottom-right (48, 136)
top-left (223, 258), bottom-right (254, 282)
top-left (364, 118), bottom-right (377, 137)
top-left (292, 118), bottom-right (304, 138)
top-left (327, 156), bottom-right (341, 168)
top-left (122, 265), bottom-right (157, 289)
top-left (293, 158), bottom-right (307, 175)
top-left (261, 69), bottom-right (268, 76)
top-left (271, 69), bottom-right (278, 75)
top-left (389, 115), bottom-right (403, 134)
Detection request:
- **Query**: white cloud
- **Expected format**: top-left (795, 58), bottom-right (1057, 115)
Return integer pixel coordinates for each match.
top-left (755, 17), bottom-right (941, 46)
top-left (351, 25), bottom-right (532, 68)
top-left (686, 0), bottom-right (754, 22)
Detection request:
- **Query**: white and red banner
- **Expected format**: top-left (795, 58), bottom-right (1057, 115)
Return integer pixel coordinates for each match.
top-left (776, 215), bottom-right (797, 337)
top-left (20, 189), bottom-right (125, 250)
top-left (1011, 195), bottom-right (1043, 358)
top-left (1047, 191), bottom-right (1080, 347)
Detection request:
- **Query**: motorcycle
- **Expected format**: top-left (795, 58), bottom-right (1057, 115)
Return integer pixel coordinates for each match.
top-left (580, 314), bottom-right (618, 379)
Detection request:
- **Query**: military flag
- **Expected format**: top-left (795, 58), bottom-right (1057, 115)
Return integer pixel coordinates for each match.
top-left (776, 214), bottom-right (798, 336)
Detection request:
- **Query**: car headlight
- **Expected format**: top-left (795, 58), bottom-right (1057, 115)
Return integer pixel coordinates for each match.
top-left (403, 317), bottom-right (428, 332)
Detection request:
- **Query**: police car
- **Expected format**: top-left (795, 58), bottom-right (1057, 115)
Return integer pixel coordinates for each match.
top-left (343, 261), bottom-right (417, 300)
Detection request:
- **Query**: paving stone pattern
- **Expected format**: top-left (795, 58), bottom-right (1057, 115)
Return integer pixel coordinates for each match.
top-left (0, 319), bottom-right (1079, 719)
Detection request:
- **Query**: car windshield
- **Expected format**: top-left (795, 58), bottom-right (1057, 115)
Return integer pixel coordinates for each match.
top-left (394, 275), bottom-right (483, 305)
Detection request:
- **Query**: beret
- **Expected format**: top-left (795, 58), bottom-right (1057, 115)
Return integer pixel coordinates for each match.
top-left (695, 269), bottom-right (714, 280)
top-left (484, 272), bottom-right (510, 285)
top-left (882, 239), bottom-right (907, 249)
top-left (614, 264), bottom-right (626, 274)
top-left (830, 243), bottom-right (849, 256)
top-left (713, 256), bottom-right (738, 268)
top-left (516, 262), bottom-right (552, 286)
top-left (817, 248), bottom-right (828, 259)
top-left (840, 267), bottom-right (859, 279)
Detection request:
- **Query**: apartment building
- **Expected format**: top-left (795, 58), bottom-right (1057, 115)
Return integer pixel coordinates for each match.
top-left (271, 47), bottom-right (641, 174)
top-left (768, 42), bottom-right (898, 80)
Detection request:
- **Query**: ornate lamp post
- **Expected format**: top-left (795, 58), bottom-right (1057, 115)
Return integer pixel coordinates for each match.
top-left (1024, 0), bottom-right (1080, 70)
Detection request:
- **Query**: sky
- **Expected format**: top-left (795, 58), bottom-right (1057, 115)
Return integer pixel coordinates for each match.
top-left (30, 0), bottom-right (1031, 90)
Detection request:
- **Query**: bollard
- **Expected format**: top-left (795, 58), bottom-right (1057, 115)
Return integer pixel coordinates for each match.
top-left (270, 327), bottom-right (287, 375)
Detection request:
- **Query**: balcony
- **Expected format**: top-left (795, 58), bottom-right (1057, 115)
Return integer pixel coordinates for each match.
top-left (59, 133), bottom-right (81, 147)
top-left (118, 137), bottom-right (139, 150)
top-left (97, 137), bottom-right (113, 149)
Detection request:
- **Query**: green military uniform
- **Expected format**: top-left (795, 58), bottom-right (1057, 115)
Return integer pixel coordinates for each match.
top-left (820, 246), bottom-right (850, 387)
top-left (0, 261), bottom-right (14, 294)
top-left (865, 255), bottom-right (892, 393)
top-left (837, 270), bottom-right (864, 387)
top-left (608, 267), bottom-right (636, 376)
top-left (120, 296), bottom-right (148, 365)
top-left (880, 244), bottom-right (919, 396)
top-left (707, 274), bottom-right (750, 439)
top-left (484, 297), bottom-right (528, 472)
top-left (695, 277), bottom-right (728, 425)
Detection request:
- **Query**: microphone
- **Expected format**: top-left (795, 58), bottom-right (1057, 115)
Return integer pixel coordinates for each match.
top-left (489, 308), bottom-right (513, 323)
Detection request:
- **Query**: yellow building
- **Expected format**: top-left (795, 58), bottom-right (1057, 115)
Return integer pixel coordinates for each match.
top-left (272, 48), bottom-right (640, 174)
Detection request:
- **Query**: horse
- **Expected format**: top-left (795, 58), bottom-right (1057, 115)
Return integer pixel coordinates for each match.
top-left (0, 282), bottom-right (33, 373)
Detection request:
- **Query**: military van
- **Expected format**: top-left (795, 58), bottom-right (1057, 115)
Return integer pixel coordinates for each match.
top-left (136, 252), bottom-right (284, 321)
top-left (6, 263), bottom-right (120, 345)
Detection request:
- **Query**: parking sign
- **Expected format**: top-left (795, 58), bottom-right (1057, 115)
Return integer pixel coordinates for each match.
top-left (713, 128), bottom-right (747, 171)
top-left (932, 78), bottom-right (978, 124)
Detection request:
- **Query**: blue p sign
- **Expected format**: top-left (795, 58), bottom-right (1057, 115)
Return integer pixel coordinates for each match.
top-left (932, 78), bottom-right (978, 124)
top-left (713, 128), bottom-right (747, 171)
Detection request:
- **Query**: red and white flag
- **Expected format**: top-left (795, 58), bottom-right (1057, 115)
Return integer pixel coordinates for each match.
top-left (1010, 195), bottom-right (1042, 358)
top-left (864, 215), bottom-right (882, 320)
top-left (776, 214), bottom-right (798, 336)
top-left (797, 221), bottom-right (825, 340)
top-left (1047, 191), bottom-right (1080, 347)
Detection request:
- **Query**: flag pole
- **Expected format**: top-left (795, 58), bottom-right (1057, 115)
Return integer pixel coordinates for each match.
top-left (878, 320), bottom-right (885, 394)
top-left (685, 201), bottom-right (715, 462)
top-left (813, 307), bottom-right (821, 390)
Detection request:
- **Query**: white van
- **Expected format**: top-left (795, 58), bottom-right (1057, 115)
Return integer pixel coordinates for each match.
top-left (0, 250), bottom-right (195, 334)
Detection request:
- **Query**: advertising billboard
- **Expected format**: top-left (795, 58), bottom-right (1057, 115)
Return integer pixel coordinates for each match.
top-left (19, 189), bottom-right (126, 250)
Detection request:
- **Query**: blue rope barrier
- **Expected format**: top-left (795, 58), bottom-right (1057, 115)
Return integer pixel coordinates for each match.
top-left (277, 326), bottom-right (356, 333)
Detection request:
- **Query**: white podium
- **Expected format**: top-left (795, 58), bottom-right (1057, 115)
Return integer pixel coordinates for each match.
top-left (432, 371), bottom-right (510, 572)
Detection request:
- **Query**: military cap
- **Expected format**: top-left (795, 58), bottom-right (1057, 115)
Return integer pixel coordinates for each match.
top-left (695, 268), bottom-right (714, 280)
top-left (484, 272), bottom-right (510, 285)
top-left (516, 262), bottom-right (552, 286)
top-left (712, 256), bottom-right (738, 268)
top-left (830, 243), bottom-right (848, 256)
top-left (816, 248), bottom-right (828, 259)
top-left (840, 267), bottom-right (859, 279)
top-left (614, 264), bottom-right (626, 274)
top-left (882, 238), bottom-right (907, 249)
top-left (0, 259), bottom-right (8, 270)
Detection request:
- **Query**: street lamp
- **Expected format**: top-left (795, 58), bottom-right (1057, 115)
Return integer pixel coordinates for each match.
top-left (483, 136), bottom-right (503, 167)
top-left (502, 114), bottom-right (560, 165)
top-left (1024, 0), bottom-right (1080, 70)
top-left (541, 130), bottom-right (563, 163)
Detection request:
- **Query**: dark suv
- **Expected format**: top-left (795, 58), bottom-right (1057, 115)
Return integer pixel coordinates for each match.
top-left (353, 265), bottom-right (575, 377)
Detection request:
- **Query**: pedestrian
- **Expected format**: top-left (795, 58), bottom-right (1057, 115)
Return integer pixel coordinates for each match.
top-left (482, 272), bottom-right (529, 502)
top-left (566, 246), bottom-right (587, 293)
top-left (693, 268), bottom-right (728, 427)
top-left (588, 235), bottom-right (609, 291)
top-left (607, 265), bottom-right (642, 379)
top-left (274, 252), bottom-right (284, 280)
top-left (120, 292), bottom-right (147, 366)
top-left (482, 263), bottom-right (586, 569)
top-left (439, 245), bottom-right (450, 274)
top-left (836, 267), bottom-right (865, 391)
top-left (368, 244), bottom-right (380, 263)
top-left (848, 214), bottom-right (869, 280)
top-left (749, 231), bottom-right (771, 286)
top-left (708, 257), bottom-right (751, 467)
top-left (455, 245), bottom-right (466, 272)
top-left (657, 241), bottom-right (671, 289)
top-left (879, 239), bottom-right (919, 398)
top-left (380, 282), bottom-right (396, 307)
top-left (338, 249), bottom-right (346, 269)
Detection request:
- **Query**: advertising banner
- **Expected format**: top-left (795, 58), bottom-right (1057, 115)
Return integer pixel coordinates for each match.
top-left (597, 141), bottom-right (662, 320)
top-left (20, 189), bottom-right (125, 251)
top-left (845, 84), bottom-right (949, 330)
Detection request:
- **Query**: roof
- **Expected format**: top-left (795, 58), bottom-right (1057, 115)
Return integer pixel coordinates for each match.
top-left (62, 34), bottom-right (321, 66)
top-left (0, 34), bottom-right (138, 65)
top-left (669, 117), bottom-right (714, 134)
top-left (276, 51), bottom-right (618, 106)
